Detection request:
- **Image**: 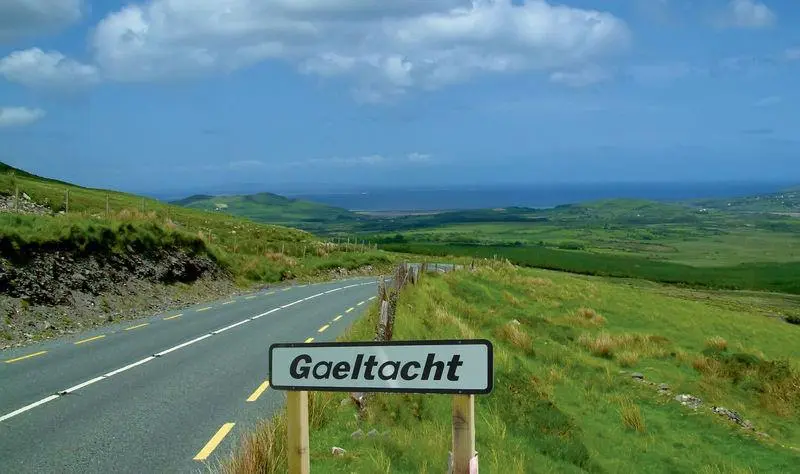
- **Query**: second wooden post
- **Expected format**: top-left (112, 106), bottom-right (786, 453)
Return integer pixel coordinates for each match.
top-left (287, 391), bottom-right (310, 474)
top-left (452, 394), bottom-right (477, 473)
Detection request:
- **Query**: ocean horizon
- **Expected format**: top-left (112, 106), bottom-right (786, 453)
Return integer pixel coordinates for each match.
top-left (288, 182), bottom-right (796, 212)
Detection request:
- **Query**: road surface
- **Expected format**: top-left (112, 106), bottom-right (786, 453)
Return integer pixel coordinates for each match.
top-left (0, 277), bottom-right (379, 473)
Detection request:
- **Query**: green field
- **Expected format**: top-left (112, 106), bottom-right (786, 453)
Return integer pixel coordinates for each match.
top-left (221, 263), bottom-right (800, 473)
top-left (384, 222), bottom-right (800, 266)
top-left (380, 243), bottom-right (800, 296)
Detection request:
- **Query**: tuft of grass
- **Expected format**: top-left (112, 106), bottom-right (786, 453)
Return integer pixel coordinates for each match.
top-left (705, 336), bottom-right (729, 351)
top-left (495, 321), bottom-right (532, 352)
top-left (218, 413), bottom-right (287, 474)
top-left (579, 331), bottom-right (671, 361)
top-left (561, 307), bottom-right (607, 327)
top-left (616, 351), bottom-right (639, 368)
top-left (579, 331), bottom-right (615, 358)
top-left (618, 398), bottom-right (646, 433)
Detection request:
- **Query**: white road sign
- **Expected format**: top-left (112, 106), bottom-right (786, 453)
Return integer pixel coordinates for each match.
top-left (269, 340), bottom-right (493, 394)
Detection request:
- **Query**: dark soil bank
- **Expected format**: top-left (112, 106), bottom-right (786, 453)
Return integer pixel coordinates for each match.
top-left (0, 246), bottom-right (232, 349)
top-left (0, 247), bottom-right (225, 305)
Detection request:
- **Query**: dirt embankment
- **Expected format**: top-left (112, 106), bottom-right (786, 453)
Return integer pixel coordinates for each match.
top-left (0, 246), bottom-right (231, 349)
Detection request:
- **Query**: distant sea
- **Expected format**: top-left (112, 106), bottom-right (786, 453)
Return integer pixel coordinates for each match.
top-left (289, 182), bottom-right (795, 212)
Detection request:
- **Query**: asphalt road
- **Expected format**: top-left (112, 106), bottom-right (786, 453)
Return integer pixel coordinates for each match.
top-left (0, 277), bottom-right (380, 473)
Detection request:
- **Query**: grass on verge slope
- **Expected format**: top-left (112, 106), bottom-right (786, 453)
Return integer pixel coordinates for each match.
top-left (221, 263), bottom-right (799, 473)
top-left (1, 165), bottom-right (396, 284)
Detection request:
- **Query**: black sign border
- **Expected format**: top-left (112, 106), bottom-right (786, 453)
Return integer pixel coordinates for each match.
top-left (269, 339), bottom-right (493, 395)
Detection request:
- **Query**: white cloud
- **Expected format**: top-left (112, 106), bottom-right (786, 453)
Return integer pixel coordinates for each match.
top-left (0, 0), bottom-right (82, 42)
top-left (720, 0), bottom-right (776, 29)
top-left (91, 0), bottom-right (630, 98)
top-left (0, 48), bottom-right (99, 89)
top-left (550, 66), bottom-right (612, 87)
top-left (753, 96), bottom-right (781, 107)
top-left (0, 106), bottom-right (46, 127)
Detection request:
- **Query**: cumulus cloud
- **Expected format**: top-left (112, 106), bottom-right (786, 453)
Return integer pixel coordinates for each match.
top-left (0, 48), bottom-right (99, 89)
top-left (549, 66), bottom-right (612, 87)
top-left (0, 106), bottom-right (46, 127)
top-left (0, 0), bottom-right (82, 42)
top-left (90, 0), bottom-right (630, 97)
top-left (719, 0), bottom-right (776, 29)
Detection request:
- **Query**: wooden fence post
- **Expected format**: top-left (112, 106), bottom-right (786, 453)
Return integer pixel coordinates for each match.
top-left (65, 189), bottom-right (70, 214)
top-left (287, 391), bottom-right (310, 474)
top-left (14, 186), bottom-right (19, 211)
top-left (106, 194), bottom-right (110, 217)
top-left (452, 394), bottom-right (477, 474)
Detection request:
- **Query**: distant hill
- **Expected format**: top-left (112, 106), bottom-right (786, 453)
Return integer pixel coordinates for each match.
top-left (689, 188), bottom-right (800, 214)
top-left (169, 192), bottom-right (365, 233)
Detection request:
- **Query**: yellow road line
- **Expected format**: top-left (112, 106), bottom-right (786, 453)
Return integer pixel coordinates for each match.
top-left (245, 296), bottom-right (257, 300)
top-left (246, 381), bottom-right (270, 402)
top-left (357, 301), bottom-right (365, 306)
top-left (333, 315), bottom-right (343, 322)
top-left (164, 314), bottom-right (182, 321)
top-left (222, 301), bottom-right (235, 305)
top-left (346, 307), bottom-right (354, 313)
top-left (4, 350), bottom-right (47, 364)
top-left (266, 291), bottom-right (275, 295)
top-left (318, 324), bottom-right (330, 333)
top-left (124, 323), bottom-right (149, 331)
top-left (304, 337), bottom-right (314, 343)
top-left (282, 288), bottom-right (292, 292)
top-left (193, 423), bottom-right (235, 461)
top-left (74, 335), bottom-right (106, 345)
top-left (196, 307), bottom-right (212, 312)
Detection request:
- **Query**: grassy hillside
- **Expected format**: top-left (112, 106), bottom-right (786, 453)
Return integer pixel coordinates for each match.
top-left (171, 192), bottom-right (365, 234)
top-left (222, 263), bottom-right (800, 473)
top-left (0, 163), bottom-right (391, 284)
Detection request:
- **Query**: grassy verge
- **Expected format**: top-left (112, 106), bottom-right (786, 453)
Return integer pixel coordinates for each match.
top-left (1, 166), bottom-right (400, 286)
top-left (381, 243), bottom-right (800, 295)
top-left (221, 263), bottom-right (799, 473)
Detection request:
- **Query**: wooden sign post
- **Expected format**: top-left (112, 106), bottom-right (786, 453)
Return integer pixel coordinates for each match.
top-left (270, 340), bottom-right (493, 473)
top-left (287, 391), bottom-right (310, 474)
top-left (452, 394), bottom-right (477, 474)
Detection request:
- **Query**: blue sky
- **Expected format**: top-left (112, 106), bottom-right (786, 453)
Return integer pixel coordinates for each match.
top-left (0, 0), bottom-right (798, 195)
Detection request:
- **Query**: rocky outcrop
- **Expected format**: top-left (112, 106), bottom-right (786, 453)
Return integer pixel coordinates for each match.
top-left (0, 194), bottom-right (52, 216)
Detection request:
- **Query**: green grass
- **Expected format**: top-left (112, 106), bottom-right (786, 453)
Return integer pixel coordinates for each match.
top-left (0, 164), bottom-right (392, 285)
top-left (384, 222), bottom-right (800, 267)
top-left (379, 243), bottom-right (800, 295)
top-left (221, 263), bottom-right (800, 473)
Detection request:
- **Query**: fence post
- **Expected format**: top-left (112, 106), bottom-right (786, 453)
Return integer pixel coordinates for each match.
top-left (14, 186), bottom-right (19, 211)
top-left (452, 394), bottom-right (477, 474)
top-left (106, 194), bottom-right (110, 217)
top-left (65, 189), bottom-right (69, 214)
top-left (287, 391), bottom-right (310, 474)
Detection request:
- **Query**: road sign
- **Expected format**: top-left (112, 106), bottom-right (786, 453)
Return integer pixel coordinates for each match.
top-left (269, 340), bottom-right (493, 395)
